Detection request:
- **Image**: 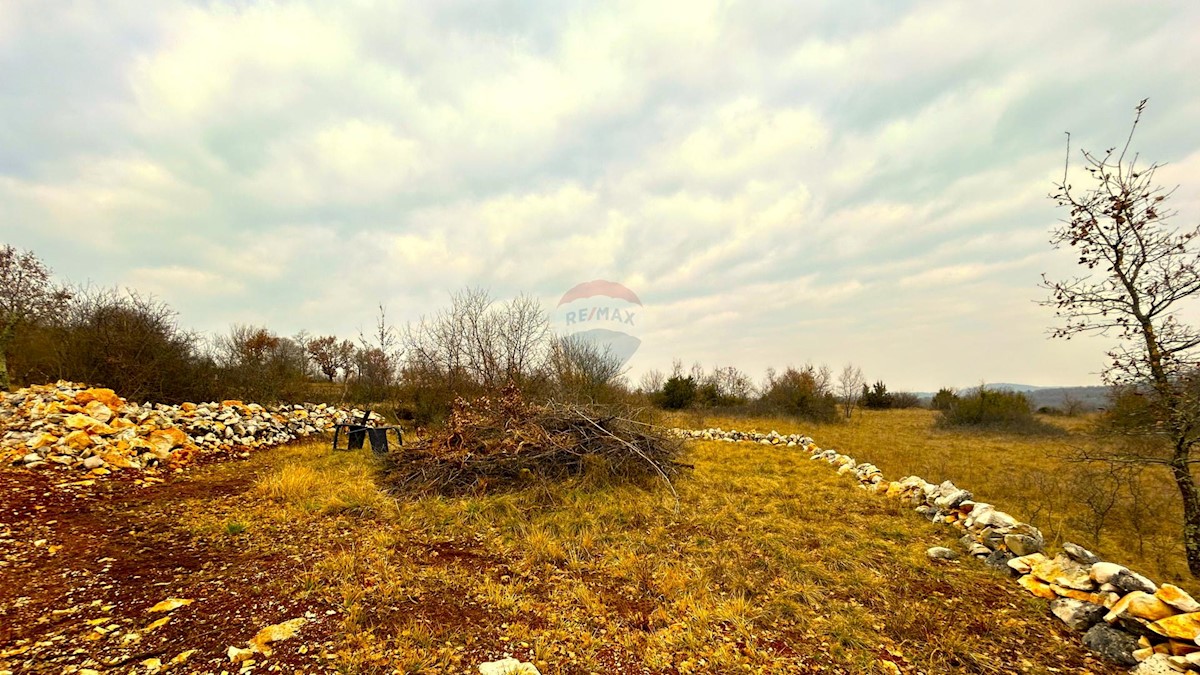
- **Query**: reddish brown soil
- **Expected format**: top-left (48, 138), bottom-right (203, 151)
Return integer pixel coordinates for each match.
top-left (0, 460), bottom-right (338, 674)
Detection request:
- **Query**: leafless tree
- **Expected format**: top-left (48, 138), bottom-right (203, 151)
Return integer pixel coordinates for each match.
top-left (403, 287), bottom-right (550, 392)
top-left (639, 368), bottom-right (665, 395)
top-left (547, 335), bottom-right (625, 402)
top-left (0, 245), bottom-right (70, 389)
top-left (837, 363), bottom-right (865, 420)
top-left (1042, 99), bottom-right (1200, 575)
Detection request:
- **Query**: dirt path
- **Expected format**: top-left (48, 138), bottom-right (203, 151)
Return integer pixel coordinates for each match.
top-left (0, 455), bottom-right (338, 674)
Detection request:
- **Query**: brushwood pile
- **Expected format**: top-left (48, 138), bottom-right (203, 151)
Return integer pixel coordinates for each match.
top-left (385, 386), bottom-right (685, 496)
top-left (675, 426), bottom-right (1200, 674)
top-left (1, 381), bottom-right (378, 474)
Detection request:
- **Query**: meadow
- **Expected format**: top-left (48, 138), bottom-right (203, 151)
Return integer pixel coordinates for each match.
top-left (666, 408), bottom-right (1188, 586)
top-left (3, 406), bottom-right (1156, 673)
top-left (175, 422), bottom-right (1124, 673)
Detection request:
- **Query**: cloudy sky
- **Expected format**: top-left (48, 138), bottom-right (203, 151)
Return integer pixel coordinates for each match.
top-left (3, 0), bottom-right (1199, 391)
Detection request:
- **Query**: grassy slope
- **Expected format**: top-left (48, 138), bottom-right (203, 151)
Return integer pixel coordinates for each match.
top-left (185, 437), bottom-right (1120, 674)
top-left (669, 408), bottom-right (1188, 586)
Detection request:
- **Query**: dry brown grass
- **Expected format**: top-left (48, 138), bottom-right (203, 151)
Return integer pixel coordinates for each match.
top-left (187, 436), bottom-right (1126, 674)
top-left (669, 407), bottom-right (1189, 586)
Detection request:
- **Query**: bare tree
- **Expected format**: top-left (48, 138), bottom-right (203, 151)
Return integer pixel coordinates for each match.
top-left (0, 245), bottom-right (70, 390)
top-left (403, 287), bottom-right (550, 392)
top-left (1042, 99), bottom-right (1200, 575)
top-left (837, 363), bottom-right (865, 420)
top-left (638, 368), bottom-right (665, 395)
top-left (547, 335), bottom-right (625, 402)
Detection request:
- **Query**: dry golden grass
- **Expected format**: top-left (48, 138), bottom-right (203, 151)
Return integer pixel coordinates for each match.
top-left (669, 408), bottom-right (1189, 585)
top-left (186, 436), bottom-right (1125, 674)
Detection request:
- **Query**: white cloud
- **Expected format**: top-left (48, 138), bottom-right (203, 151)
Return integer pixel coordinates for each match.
top-left (127, 265), bottom-right (244, 297)
top-left (2, 0), bottom-right (1199, 390)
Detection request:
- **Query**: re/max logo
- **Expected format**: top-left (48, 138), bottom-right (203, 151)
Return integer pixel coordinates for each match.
top-left (563, 306), bottom-right (636, 325)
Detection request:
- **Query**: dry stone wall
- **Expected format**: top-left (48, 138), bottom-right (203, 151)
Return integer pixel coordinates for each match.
top-left (1, 381), bottom-right (379, 475)
top-left (674, 427), bottom-right (1200, 674)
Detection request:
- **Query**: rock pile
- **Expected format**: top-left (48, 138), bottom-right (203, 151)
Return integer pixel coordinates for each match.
top-left (678, 425), bottom-right (1200, 673)
top-left (673, 427), bottom-right (814, 447)
top-left (2, 381), bottom-right (379, 474)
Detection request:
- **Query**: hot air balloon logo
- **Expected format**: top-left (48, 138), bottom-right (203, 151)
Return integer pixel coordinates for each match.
top-left (553, 280), bottom-right (643, 366)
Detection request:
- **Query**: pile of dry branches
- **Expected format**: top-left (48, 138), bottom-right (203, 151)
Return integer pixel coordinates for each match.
top-left (384, 385), bottom-right (686, 497)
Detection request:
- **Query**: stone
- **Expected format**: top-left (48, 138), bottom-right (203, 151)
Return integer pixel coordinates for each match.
top-left (1018, 574), bottom-right (1058, 599)
top-left (1148, 612), bottom-right (1200, 641)
top-left (1157, 584), bottom-right (1200, 614)
top-left (85, 400), bottom-right (114, 423)
top-left (1052, 585), bottom-right (1115, 606)
top-left (1003, 523), bottom-right (1045, 556)
top-left (973, 508), bottom-right (1018, 529)
top-left (1091, 562), bottom-right (1158, 594)
top-left (82, 456), bottom-right (105, 470)
top-left (26, 432), bottom-right (56, 449)
top-left (1131, 654), bottom-right (1177, 675)
top-left (1063, 542), bottom-right (1101, 565)
top-left (226, 646), bottom-right (253, 663)
top-left (984, 549), bottom-right (1018, 575)
top-left (1008, 553), bottom-right (1048, 575)
top-left (1050, 597), bottom-right (1108, 631)
top-left (62, 430), bottom-right (93, 450)
top-left (926, 547), bottom-right (959, 561)
top-left (1083, 623), bottom-right (1141, 667)
top-left (479, 658), bottom-right (541, 675)
top-left (148, 598), bottom-right (193, 613)
top-left (22, 452), bottom-right (41, 464)
top-left (250, 617), bottom-right (305, 655)
top-left (1113, 569), bottom-right (1159, 595)
top-left (1031, 554), bottom-right (1094, 591)
top-left (1105, 592), bottom-right (1177, 623)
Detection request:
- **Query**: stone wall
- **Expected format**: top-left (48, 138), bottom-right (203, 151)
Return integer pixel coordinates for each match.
top-left (674, 427), bottom-right (1198, 674)
top-left (2, 381), bottom-right (379, 475)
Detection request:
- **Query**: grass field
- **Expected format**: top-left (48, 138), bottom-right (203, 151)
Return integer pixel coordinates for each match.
top-left (3, 413), bottom-right (1144, 673)
top-left (163, 437), bottom-right (1122, 672)
top-left (666, 407), bottom-right (1189, 587)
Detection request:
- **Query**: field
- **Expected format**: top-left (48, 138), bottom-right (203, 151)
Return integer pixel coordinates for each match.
top-left (1, 416), bottom-right (1128, 674)
top-left (668, 408), bottom-right (1189, 587)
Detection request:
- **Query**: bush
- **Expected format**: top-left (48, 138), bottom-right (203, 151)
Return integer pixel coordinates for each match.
top-left (759, 366), bottom-right (838, 422)
top-left (890, 391), bottom-right (921, 409)
top-left (931, 388), bottom-right (959, 411)
top-left (861, 381), bottom-right (893, 409)
top-left (938, 386), bottom-right (1061, 433)
top-left (17, 288), bottom-right (218, 403)
top-left (659, 375), bottom-right (697, 410)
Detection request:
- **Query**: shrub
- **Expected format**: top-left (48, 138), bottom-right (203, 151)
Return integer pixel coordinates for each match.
top-left (861, 381), bottom-right (894, 410)
top-left (931, 388), bottom-right (959, 411)
top-left (37, 288), bottom-right (217, 403)
top-left (759, 366), bottom-right (838, 422)
top-left (938, 386), bottom-right (1060, 433)
top-left (890, 391), bottom-right (921, 409)
top-left (659, 375), bottom-right (697, 410)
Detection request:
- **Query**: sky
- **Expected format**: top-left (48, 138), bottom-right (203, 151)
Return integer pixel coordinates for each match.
top-left (3, 0), bottom-right (1200, 392)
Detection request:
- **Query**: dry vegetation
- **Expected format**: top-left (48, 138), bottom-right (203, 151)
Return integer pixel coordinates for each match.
top-left (107, 432), bottom-right (1119, 673)
top-left (6, 408), bottom-right (1154, 673)
top-left (669, 407), bottom-right (1190, 586)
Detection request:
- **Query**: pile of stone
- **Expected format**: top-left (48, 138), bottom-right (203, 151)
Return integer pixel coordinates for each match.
top-left (678, 425), bottom-right (1200, 673)
top-left (672, 427), bottom-right (814, 447)
top-left (1, 381), bottom-right (380, 474)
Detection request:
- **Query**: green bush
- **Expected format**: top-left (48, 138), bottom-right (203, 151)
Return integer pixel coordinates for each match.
top-left (938, 386), bottom-right (1060, 433)
top-left (931, 388), bottom-right (959, 411)
top-left (659, 375), bottom-right (698, 410)
top-left (861, 381), bottom-right (893, 409)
